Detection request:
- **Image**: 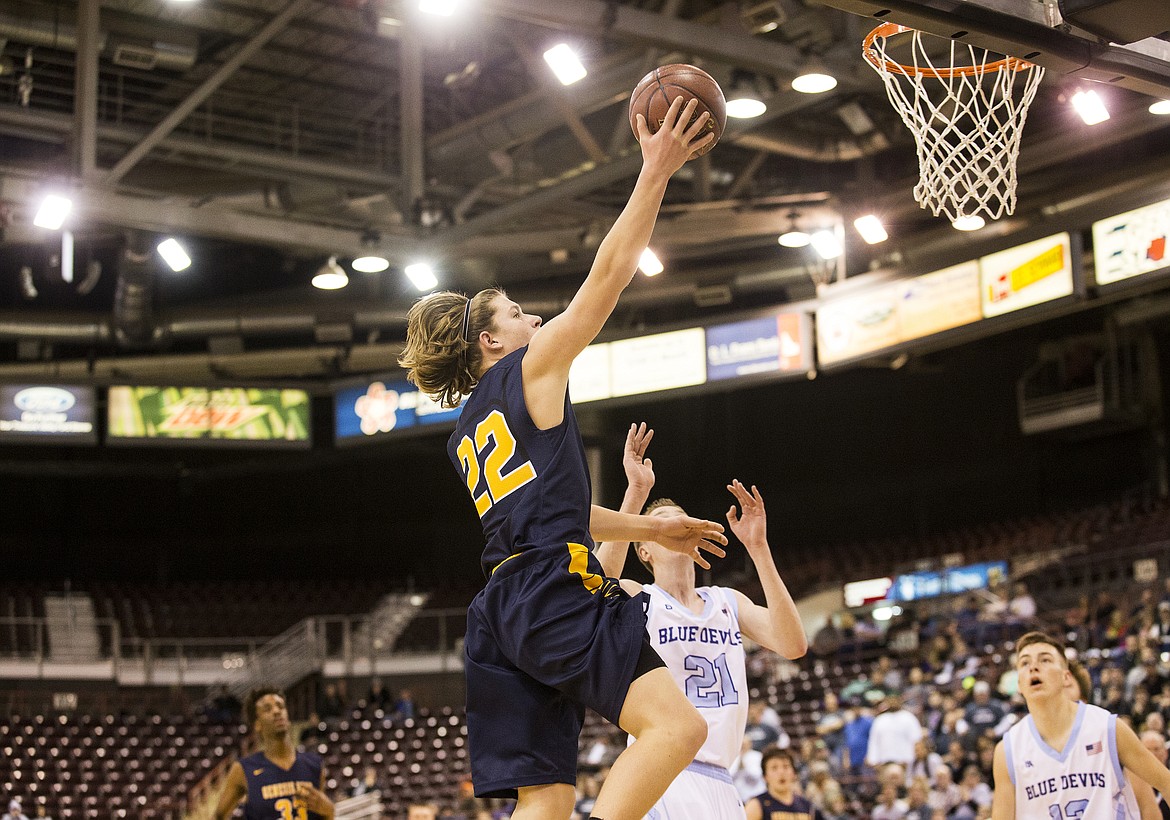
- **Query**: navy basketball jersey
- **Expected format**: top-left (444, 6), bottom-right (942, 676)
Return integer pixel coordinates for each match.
top-left (239, 751), bottom-right (325, 820)
top-left (447, 346), bottom-right (592, 578)
top-left (753, 792), bottom-right (824, 820)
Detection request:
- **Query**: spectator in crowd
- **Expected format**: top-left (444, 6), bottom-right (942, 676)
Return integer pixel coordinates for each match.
top-left (962, 681), bottom-right (1007, 748)
top-left (876, 656), bottom-right (904, 693)
top-left (348, 765), bottom-right (382, 797)
top-left (817, 691), bottom-right (847, 767)
top-left (866, 694), bottom-right (923, 771)
top-left (844, 701), bottom-right (875, 775)
top-left (574, 774), bottom-right (600, 818)
top-left (1153, 607), bottom-right (1170, 664)
top-left (731, 735), bottom-right (766, 802)
top-left (316, 682), bottom-right (345, 720)
top-left (905, 776), bottom-right (933, 820)
top-left (922, 690), bottom-right (947, 741)
top-left (746, 747), bottom-right (825, 820)
top-left (871, 782), bottom-right (909, 820)
top-left (1140, 730), bottom-right (1170, 820)
top-left (906, 738), bottom-right (943, 785)
top-left (746, 700), bottom-right (789, 751)
top-left (1008, 582), bottom-right (1036, 622)
top-left (391, 688), bottom-right (416, 723)
top-left (366, 678), bottom-right (391, 712)
top-left (950, 764), bottom-right (991, 820)
top-left (902, 667), bottom-right (929, 714)
top-left (299, 712), bottom-right (325, 745)
top-left (927, 765), bottom-right (962, 816)
top-left (1, 800), bottom-right (28, 820)
top-left (804, 760), bottom-right (841, 810)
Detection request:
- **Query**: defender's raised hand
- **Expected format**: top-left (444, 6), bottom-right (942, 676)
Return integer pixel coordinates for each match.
top-left (727, 479), bottom-right (770, 558)
top-left (651, 512), bottom-right (727, 570)
top-left (622, 422), bottom-right (655, 499)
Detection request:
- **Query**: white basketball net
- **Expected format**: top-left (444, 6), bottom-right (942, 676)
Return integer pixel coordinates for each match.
top-left (863, 24), bottom-right (1045, 223)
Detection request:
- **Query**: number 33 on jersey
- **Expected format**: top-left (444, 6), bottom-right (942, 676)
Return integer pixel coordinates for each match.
top-left (455, 409), bottom-right (537, 516)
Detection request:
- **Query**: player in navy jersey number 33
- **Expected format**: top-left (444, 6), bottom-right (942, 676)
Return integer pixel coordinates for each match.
top-left (214, 688), bottom-right (334, 820)
top-left (400, 97), bottom-right (728, 820)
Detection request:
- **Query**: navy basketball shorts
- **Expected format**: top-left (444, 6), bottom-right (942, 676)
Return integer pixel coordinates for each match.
top-left (463, 543), bottom-right (662, 799)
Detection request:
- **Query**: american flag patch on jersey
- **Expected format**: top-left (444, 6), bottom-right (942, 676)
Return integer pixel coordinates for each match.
top-left (1085, 741), bottom-right (1103, 755)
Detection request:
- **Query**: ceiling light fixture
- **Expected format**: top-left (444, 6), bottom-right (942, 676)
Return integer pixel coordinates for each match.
top-left (405, 262), bottom-right (438, 291)
top-left (792, 56), bottom-right (838, 94)
top-left (34, 194), bottom-right (72, 230)
top-left (418, 0), bottom-right (460, 16)
top-left (1072, 89), bottom-right (1110, 125)
top-left (312, 256), bottom-right (349, 290)
top-left (1148, 100), bottom-right (1170, 115)
top-left (157, 238), bottom-right (191, 272)
top-left (352, 255), bottom-right (390, 273)
top-left (810, 229), bottom-right (843, 260)
top-left (543, 44), bottom-right (587, 86)
top-left (638, 248), bottom-right (664, 276)
top-left (951, 215), bottom-right (986, 231)
top-left (853, 214), bottom-right (889, 244)
top-left (778, 230), bottom-right (811, 248)
top-left (726, 72), bottom-right (768, 119)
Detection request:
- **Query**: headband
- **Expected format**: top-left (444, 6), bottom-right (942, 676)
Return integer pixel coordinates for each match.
top-left (460, 296), bottom-right (473, 343)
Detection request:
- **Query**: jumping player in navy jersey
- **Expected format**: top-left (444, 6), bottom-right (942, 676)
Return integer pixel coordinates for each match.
top-left (399, 96), bottom-right (728, 820)
top-left (213, 688), bottom-right (334, 820)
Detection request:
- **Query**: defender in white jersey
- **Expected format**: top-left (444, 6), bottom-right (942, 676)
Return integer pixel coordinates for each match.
top-left (596, 425), bottom-right (809, 820)
top-left (992, 632), bottom-right (1170, 820)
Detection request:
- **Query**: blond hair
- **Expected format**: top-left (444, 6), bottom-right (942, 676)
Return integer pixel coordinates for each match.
top-left (398, 288), bottom-right (503, 408)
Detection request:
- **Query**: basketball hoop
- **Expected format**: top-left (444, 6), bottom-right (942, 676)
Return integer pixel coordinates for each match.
top-left (862, 23), bottom-right (1045, 223)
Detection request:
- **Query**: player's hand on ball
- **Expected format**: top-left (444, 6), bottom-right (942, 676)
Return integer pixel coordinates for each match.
top-left (634, 96), bottom-right (714, 177)
top-left (651, 511), bottom-right (727, 569)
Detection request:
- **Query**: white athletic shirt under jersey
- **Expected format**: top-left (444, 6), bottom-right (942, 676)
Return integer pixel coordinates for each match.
top-left (1003, 701), bottom-right (1135, 820)
top-left (637, 584), bottom-right (749, 769)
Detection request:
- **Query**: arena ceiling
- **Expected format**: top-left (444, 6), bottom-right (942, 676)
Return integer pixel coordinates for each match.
top-left (0, 0), bottom-right (1169, 382)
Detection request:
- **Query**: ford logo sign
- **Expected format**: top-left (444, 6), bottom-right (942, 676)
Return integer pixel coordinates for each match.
top-left (14, 387), bottom-right (76, 413)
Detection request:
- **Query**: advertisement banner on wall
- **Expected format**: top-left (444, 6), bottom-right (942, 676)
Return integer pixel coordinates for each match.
top-left (1092, 198), bottom-right (1170, 286)
top-left (816, 281), bottom-right (902, 365)
top-left (897, 261), bottom-right (982, 341)
top-left (980, 233), bottom-right (1075, 317)
top-left (609, 328), bottom-right (706, 398)
top-left (568, 343), bottom-right (614, 404)
top-left (706, 313), bottom-right (810, 380)
top-left (889, 560), bottom-right (1009, 602)
top-left (0, 385), bottom-right (97, 444)
top-left (334, 379), bottom-right (462, 444)
top-left (108, 386), bottom-right (311, 447)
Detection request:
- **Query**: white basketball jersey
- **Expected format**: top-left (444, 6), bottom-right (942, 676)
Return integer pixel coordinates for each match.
top-left (1004, 702), bottom-right (1134, 820)
top-left (640, 584), bottom-right (749, 769)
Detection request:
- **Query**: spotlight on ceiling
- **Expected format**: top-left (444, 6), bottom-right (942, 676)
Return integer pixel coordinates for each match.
top-left (1072, 89), bottom-right (1110, 125)
top-left (312, 256), bottom-right (349, 290)
top-left (543, 44), bottom-right (587, 86)
top-left (405, 262), bottom-right (438, 291)
top-left (951, 215), bottom-right (986, 232)
top-left (853, 214), bottom-right (889, 244)
top-left (352, 255), bottom-right (390, 273)
top-left (157, 238), bottom-right (191, 272)
top-left (792, 57), bottom-right (837, 94)
top-left (419, 0), bottom-right (460, 16)
top-left (1148, 100), bottom-right (1170, 115)
top-left (726, 71), bottom-right (767, 119)
top-left (638, 248), bottom-right (664, 276)
top-left (810, 229), bottom-right (843, 260)
top-left (34, 194), bottom-right (72, 230)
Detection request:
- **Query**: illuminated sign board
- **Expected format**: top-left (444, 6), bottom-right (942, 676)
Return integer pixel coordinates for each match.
top-left (707, 313), bottom-right (810, 380)
top-left (980, 233), bottom-right (1075, 317)
top-left (609, 328), bottom-right (706, 398)
top-left (843, 577), bottom-right (894, 608)
top-left (1092, 198), bottom-right (1170, 286)
top-left (889, 561), bottom-right (1009, 603)
top-left (0, 385), bottom-right (96, 444)
top-left (335, 379), bottom-right (462, 444)
top-left (108, 386), bottom-right (311, 447)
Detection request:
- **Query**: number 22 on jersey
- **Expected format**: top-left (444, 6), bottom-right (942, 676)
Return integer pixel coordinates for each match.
top-left (456, 410), bottom-right (537, 516)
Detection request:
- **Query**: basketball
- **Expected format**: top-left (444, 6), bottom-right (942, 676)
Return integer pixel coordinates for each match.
top-left (629, 64), bottom-right (726, 159)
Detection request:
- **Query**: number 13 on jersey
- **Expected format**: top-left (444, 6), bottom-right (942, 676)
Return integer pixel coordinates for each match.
top-left (456, 410), bottom-right (537, 516)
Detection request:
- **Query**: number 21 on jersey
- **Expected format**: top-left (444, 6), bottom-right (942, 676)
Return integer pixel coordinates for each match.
top-left (456, 410), bottom-right (537, 516)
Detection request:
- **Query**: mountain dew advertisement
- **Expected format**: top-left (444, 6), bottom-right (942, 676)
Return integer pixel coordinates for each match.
top-left (108, 386), bottom-right (311, 447)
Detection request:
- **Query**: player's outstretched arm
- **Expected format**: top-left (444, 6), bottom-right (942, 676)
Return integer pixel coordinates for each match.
top-left (1118, 719), bottom-right (1170, 798)
top-left (725, 480), bottom-right (808, 660)
top-left (212, 762), bottom-right (247, 820)
top-left (590, 505), bottom-right (726, 568)
top-left (522, 98), bottom-right (712, 421)
top-left (1126, 769), bottom-right (1161, 820)
top-left (594, 422), bottom-right (655, 579)
top-left (991, 741), bottom-right (1015, 820)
